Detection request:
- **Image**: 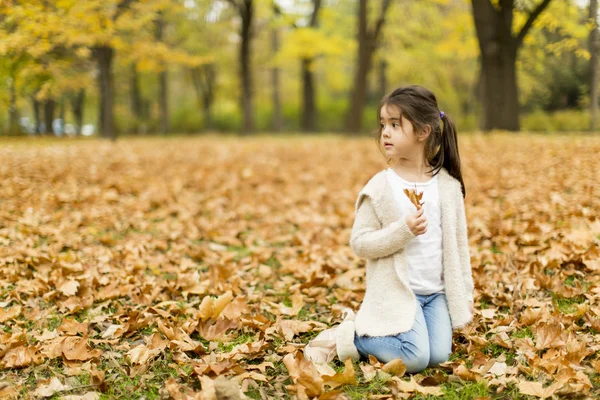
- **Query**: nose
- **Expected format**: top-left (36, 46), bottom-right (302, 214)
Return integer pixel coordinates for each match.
top-left (382, 125), bottom-right (391, 137)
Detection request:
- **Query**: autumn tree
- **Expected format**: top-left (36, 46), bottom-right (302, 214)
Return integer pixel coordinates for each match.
top-left (301, 0), bottom-right (321, 132)
top-left (345, 0), bottom-right (392, 133)
top-left (590, 0), bottom-right (598, 131)
top-left (226, 0), bottom-right (255, 134)
top-left (472, 0), bottom-right (553, 131)
top-left (270, 2), bottom-right (283, 132)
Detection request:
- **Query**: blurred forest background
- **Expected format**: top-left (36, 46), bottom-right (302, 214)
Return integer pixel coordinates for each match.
top-left (0, 0), bottom-right (599, 139)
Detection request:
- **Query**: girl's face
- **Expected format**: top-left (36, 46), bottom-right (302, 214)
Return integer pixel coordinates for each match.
top-left (379, 104), bottom-right (420, 160)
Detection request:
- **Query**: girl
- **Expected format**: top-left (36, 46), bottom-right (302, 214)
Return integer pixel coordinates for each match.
top-left (335, 85), bottom-right (474, 373)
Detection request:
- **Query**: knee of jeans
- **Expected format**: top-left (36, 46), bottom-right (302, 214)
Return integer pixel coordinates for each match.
top-left (428, 348), bottom-right (451, 367)
top-left (404, 347), bottom-right (430, 373)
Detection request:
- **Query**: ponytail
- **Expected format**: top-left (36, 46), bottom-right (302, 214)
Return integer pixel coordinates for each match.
top-left (439, 113), bottom-right (466, 198)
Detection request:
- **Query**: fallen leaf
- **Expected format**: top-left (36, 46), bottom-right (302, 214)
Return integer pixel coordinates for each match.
top-left (382, 358), bottom-right (406, 377)
top-left (322, 357), bottom-right (357, 389)
top-left (283, 351), bottom-right (324, 397)
top-left (33, 377), bottom-right (69, 397)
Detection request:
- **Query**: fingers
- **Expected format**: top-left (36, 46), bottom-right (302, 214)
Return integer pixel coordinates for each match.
top-left (413, 213), bottom-right (427, 235)
top-left (406, 208), bottom-right (427, 236)
top-left (415, 213), bottom-right (427, 225)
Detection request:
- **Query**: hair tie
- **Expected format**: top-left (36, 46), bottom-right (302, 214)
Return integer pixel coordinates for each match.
top-left (440, 111), bottom-right (445, 118)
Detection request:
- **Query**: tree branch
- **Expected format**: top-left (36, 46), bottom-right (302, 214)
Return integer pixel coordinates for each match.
top-left (309, 0), bottom-right (321, 27)
top-left (516, 0), bottom-right (552, 45)
top-left (372, 0), bottom-right (392, 41)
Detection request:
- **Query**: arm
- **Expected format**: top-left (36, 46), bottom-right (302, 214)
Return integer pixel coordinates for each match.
top-left (350, 195), bottom-right (415, 260)
top-left (456, 186), bottom-right (474, 303)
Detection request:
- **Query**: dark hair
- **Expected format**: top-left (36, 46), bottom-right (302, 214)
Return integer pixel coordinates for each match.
top-left (374, 85), bottom-right (465, 198)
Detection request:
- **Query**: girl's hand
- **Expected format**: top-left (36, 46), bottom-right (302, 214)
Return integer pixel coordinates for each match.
top-left (405, 207), bottom-right (427, 236)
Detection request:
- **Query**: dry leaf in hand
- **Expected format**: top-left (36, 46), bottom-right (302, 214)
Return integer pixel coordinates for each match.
top-left (403, 188), bottom-right (424, 210)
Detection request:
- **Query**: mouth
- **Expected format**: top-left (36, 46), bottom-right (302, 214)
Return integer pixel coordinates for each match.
top-left (384, 143), bottom-right (393, 148)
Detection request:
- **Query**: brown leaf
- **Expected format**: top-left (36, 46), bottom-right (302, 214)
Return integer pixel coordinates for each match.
top-left (453, 364), bottom-right (479, 382)
top-left (58, 318), bottom-right (89, 336)
top-left (403, 188), bottom-right (424, 210)
top-left (1, 345), bottom-right (42, 368)
top-left (322, 357), bottom-right (357, 389)
top-left (516, 381), bottom-right (562, 399)
top-left (197, 318), bottom-right (238, 341)
top-left (382, 358), bottom-right (407, 377)
top-left (33, 377), bottom-right (69, 397)
top-left (390, 376), bottom-right (443, 396)
top-left (61, 335), bottom-right (102, 361)
top-left (283, 351), bottom-right (324, 397)
top-left (534, 322), bottom-right (565, 350)
top-left (0, 305), bottom-right (21, 323)
top-left (58, 279), bottom-right (80, 296)
top-left (278, 319), bottom-right (317, 341)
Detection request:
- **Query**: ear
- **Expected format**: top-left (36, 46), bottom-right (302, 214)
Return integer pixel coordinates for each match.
top-left (418, 125), bottom-right (432, 142)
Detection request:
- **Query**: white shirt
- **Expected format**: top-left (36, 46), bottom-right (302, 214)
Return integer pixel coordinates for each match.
top-left (385, 168), bottom-right (444, 295)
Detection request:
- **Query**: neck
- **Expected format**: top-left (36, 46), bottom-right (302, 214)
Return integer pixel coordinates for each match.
top-left (390, 155), bottom-right (432, 182)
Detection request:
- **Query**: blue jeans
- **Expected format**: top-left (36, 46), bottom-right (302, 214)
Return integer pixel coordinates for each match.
top-left (353, 292), bottom-right (452, 373)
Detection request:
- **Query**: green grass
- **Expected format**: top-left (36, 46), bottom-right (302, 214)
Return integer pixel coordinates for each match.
top-left (414, 381), bottom-right (490, 400)
top-left (551, 292), bottom-right (586, 314)
top-left (46, 314), bottom-right (63, 331)
top-left (343, 374), bottom-right (390, 400)
top-left (482, 343), bottom-right (516, 365)
top-left (98, 351), bottom-right (186, 399)
top-left (512, 326), bottom-right (534, 340)
top-left (218, 331), bottom-right (255, 352)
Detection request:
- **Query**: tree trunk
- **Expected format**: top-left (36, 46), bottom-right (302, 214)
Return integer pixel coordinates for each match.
top-left (154, 13), bottom-right (169, 135)
top-left (590, 0), bottom-right (599, 131)
top-left (271, 6), bottom-right (283, 132)
top-left (240, 0), bottom-right (255, 134)
top-left (479, 43), bottom-right (519, 131)
top-left (71, 89), bottom-right (85, 136)
top-left (8, 77), bottom-right (19, 135)
top-left (32, 95), bottom-right (41, 135)
top-left (158, 69), bottom-right (168, 135)
top-left (379, 58), bottom-right (388, 98)
top-left (345, 0), bottom-right (391, 133)
top-left (59, 98), bottom-right (65, 122)
top-left (95, 46), bottom-right (116, 140)
top-left (301, 0), bottom-right (321, 133)
top-left (44, 99), bottom-right (55, 135)
top-left (130, 63), bottom-right (143, 134)
top-left (190, 65), bottom-right (215, 130)
top-left (301, 58), bottom-right (317, 132)
top-left (472, 0), bottom-right (553, 132)
top-left (202, 65), bottom-right (215, 130)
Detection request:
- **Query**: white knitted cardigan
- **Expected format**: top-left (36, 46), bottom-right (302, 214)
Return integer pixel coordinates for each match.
top-left (350, 168), bottom-right (474, 337)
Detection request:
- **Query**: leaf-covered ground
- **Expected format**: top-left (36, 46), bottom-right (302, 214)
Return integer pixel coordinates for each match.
top-left (1, 134), bottom-right (600, 400)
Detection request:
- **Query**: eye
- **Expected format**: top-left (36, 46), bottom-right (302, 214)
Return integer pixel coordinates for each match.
top-left (393, 123), bottom-right (399, 128)
top-left (380, 123), bottom-right (384, 128)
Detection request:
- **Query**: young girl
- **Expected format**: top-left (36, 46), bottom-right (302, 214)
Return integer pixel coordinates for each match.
top-left (335, 85), bottom-right (474, 373)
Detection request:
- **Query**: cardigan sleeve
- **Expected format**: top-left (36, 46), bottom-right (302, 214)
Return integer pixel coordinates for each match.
top-left (350, 195), bottom-right (415, 260)
top-left (456, 185), bottom-right (474, 303)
